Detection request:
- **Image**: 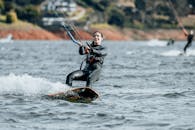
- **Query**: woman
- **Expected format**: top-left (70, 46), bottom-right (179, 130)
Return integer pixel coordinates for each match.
top-left (66, 31), bottom-right (107, 87)
top-left (183, 29), bottom-right (194, 53)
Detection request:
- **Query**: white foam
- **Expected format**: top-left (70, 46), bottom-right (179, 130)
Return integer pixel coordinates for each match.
top-left (126, 51), bottom-right (133, 55)
top-left (146, 39), bottom-right (167, 47)
top-left (186, 49), bottom-right (195, 56)
top-left (161, 49), bottom-right (195, 57)
top-left (161, 50), bottom-right (181, 56)
top-left (0, 73), bottom-right (69, 96)
top-left (0, 34), bottom-right (13, 43)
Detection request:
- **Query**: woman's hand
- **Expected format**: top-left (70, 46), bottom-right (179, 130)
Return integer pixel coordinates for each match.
top-left (84, 46), bottom-right (90, 54)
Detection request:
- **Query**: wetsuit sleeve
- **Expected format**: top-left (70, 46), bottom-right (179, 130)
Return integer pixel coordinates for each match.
top-left (91, 46), bottom-right (107, 57)
top-left (187, 34), bottom-right (194, 42)
top-left (79, 46), bottom-right (85, 55)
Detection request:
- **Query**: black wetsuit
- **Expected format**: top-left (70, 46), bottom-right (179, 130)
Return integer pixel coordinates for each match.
top-left (66, 42), bottom-right (107, 87)
top-left (184, 34), bottom-right (194, 53)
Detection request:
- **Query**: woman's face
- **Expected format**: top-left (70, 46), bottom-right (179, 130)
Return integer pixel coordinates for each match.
top-left (93, 32), bottom-right (103, 45)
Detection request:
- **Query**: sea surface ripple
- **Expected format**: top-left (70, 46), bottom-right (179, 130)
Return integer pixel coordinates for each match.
top-left (0, 40), bottom-right (195, 130)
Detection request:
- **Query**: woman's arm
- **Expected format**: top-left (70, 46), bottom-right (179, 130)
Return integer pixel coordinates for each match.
top-left (79, 46), bottom-right (90, 55)
top-left (91, 46), bottom-right (107, 57)
top-left (182, 28), bottom-right (189, 37)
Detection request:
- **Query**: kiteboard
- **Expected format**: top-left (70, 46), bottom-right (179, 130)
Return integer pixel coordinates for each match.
top-left (47, 87), bottom-right (99, 103)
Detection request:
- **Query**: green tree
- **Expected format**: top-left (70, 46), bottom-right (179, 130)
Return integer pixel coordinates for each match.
top-left (15, 0), bottom-right (31, 6)
top-left (135, 0), bottom-right (146, 11)
top-left (16, 5), bottom-right (41, 24)
top-left (0, 0), bottom-right (4, 13)
top-left (30, 0), bottom-right (43, 5)
top-left (15, 0), bottom-right (43, 6)
top-left (187, 0), bottom-right (195, 13)
top-left (108, 7), bottom-right (125, 28)
top-left (170, 0), bottom-right (189, 16)
top-left (4, 0), bottom-right (14, 12)
top-left (6, 10), bottom-right (18, 23)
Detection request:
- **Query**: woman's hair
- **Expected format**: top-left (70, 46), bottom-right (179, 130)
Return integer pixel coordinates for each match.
top-left (93, 31), bottom-right (103, 38)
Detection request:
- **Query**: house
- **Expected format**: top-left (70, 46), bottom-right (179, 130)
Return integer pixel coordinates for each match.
top-left (41, 0), bottom-right (77, 13)
top-left (41, 0), bottom-right (77, 26)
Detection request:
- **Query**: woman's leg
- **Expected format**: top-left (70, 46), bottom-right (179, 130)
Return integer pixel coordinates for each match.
top-left (66, 70), bottom-right (87, 86)
top-left (86, 66), bottom-right (101, 87)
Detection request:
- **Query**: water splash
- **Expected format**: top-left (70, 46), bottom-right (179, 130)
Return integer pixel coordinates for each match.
top-left (161, 50), bottom-right (181, 56)
top-left (146, 39), bottom-right (167, 47)
top-left (186, 49), bottom-right (195, 56)
top-left (161, 49), bottom-right (195, 56)
top-left (0, 73), bottom-right (69, 96)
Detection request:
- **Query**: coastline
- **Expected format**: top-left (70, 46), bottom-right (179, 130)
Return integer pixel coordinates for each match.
top-left (0, 27), bottom-right (187, 41)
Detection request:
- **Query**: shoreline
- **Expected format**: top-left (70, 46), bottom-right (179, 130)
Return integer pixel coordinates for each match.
top-left (0, 27), bottom-right (187, 41)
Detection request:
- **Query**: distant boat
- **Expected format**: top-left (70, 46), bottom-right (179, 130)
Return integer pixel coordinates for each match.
top-left (0, 34), bottom-right (13, 43)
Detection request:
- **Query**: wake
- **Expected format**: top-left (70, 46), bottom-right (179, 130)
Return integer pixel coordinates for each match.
top-left (0, 73), bottom-right (69, 96)
top-left (161, 49), bottom-right (195, 56)
top-left (146, 39), bottom-right (167, 47)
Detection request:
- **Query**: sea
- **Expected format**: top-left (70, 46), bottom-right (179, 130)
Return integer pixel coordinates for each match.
top-left (0, 40), bottom-right (195, 130)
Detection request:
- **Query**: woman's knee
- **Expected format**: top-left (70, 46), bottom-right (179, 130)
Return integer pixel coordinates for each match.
top-left (66, 72), bottom-right (73, 79)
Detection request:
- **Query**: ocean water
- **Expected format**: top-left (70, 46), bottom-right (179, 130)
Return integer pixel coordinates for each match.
top-left (0, 40), bottom-right (195, 130)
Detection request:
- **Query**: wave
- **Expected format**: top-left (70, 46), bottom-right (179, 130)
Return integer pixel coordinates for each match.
top-left (146, 39), bottom-right (167, 47)
top-left (161, 49), bottom-right (195, 56)
top-left (162, 92), bottom-right (185, 98)
top-left (0, 73), bottom-right (69, 96)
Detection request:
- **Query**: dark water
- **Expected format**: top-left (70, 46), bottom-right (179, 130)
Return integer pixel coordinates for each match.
top-left (0, 40), bottom-right (195, 130)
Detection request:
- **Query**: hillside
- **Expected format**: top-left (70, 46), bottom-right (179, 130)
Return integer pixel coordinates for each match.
top-left (0, 20), bottom-right (187, 41)
top-left (2, 0), bottom-right (194, 29)
top-left (0, 0), bottom-right (194, 40)
top-left (75, 0), bottom-right (195, 29)
top-left (0, 21), bottom-right (60, 40)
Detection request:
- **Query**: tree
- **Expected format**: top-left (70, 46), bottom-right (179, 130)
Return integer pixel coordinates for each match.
top-left (0, 0), bottom-right (4, 13)
top-left (108, 7), bottom-right (125, 28)
top-left (170, 0), bottom-right (189, 16)
top-left (135, 0), bottom-right (146, 11)
top-left (6, 10), bottom-right (18, 23)
top-left (16, 5), bottom-right (41, 24)
top-left (15, 0), bottom-right (43, 6)
top-left (4, 1), bottom-right (14, 12)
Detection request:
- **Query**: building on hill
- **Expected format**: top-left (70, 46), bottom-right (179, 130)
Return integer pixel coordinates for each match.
top-left (117, 0), bottom-right (135, 8)
top-left (41, 0), bottom-right (77, 26)
top-left (41, 0), bottom-right (76, 13)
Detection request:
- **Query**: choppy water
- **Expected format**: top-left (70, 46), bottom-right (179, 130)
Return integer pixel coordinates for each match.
top-left (0, 40), bottom-right (195, 130)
